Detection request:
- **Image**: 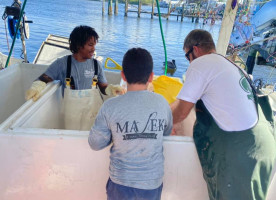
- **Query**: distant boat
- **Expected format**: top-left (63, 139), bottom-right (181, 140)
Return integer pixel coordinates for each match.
top-left (159, 1), bottom-right (168, 8)
top-left (230, 0), bottom-right (276, 47)
top-left (252, 0), bottom-right (276, 35)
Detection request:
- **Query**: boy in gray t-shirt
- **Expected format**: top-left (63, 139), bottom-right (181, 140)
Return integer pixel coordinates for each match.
top-left (89, 48), bottom-right (173, 200)
top-left (25, 25), bottom-right (123, 101)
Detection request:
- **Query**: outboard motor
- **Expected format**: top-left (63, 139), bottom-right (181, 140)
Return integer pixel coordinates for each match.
top-left (2, 0), bottom-right (32, 62)
top-left (3, 1), bottom-right (23, 39)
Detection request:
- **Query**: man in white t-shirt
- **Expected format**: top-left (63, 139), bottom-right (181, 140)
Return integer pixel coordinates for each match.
top-left (171, 29), bottom-right (276, 200)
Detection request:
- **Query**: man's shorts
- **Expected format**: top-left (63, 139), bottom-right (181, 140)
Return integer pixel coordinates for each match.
top-left (106, 178), bottom-right (163, 200)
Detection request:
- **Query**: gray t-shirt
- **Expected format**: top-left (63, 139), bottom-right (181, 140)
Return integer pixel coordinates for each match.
top-left (44, 55), bottom-right (107, 91)
top-left (89, 90), bottom-right (173, 190)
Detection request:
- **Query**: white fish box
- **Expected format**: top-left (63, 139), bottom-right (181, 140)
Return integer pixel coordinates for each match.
top-left (0, 63), bottom-right (209, 199)
top-left (0, 63), bottom-right (48, 125)
top-left (0, 132), bottom-right (209, 200)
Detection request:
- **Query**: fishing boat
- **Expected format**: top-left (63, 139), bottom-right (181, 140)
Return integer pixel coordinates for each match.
top-left (1, 50), bottom-right (275, 200)
top-left (249, 0), bottom-right (276, 68)
top-left (229, 0), bottom-right (276, 69)
top-left (0, 55), bottom-right (206, 200)
top-left (227, 1), bottom-right (276, 113)
top-left (0, 0), bottom-right (276, 200)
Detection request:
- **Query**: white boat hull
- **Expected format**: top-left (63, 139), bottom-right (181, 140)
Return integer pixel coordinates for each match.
top-left (0, 133), bottom-right (209, 200)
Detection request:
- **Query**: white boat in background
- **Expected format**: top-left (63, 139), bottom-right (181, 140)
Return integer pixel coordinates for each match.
top-left (33, 34), bottom-right (71, 65)
top-left (33, 34), bottom-right (103, 65)
top-left (229, 0), bottom-right (276, 68)
top-left (252, 0), bottom-right (276, 35)
top-left (0, 52), bottom-right (23, 69)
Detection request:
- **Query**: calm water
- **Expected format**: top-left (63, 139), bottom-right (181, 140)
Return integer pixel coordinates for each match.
top-left (0, 0), bottom-right (275, 82)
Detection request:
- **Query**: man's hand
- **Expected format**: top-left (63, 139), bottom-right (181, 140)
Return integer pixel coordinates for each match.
top-left (171, 99), bottom-right (195, 124)
top-left (25, 81), bottom-right (46, 101)
top-left (105, 84), bottom-right (126, 96)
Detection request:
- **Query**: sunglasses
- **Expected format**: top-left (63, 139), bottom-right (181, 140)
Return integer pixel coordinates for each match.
top-left (185, 43), bottom-right (200, 61)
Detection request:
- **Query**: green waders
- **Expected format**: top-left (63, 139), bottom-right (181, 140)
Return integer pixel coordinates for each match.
top-left (193, 98), bottom-right (276, 200)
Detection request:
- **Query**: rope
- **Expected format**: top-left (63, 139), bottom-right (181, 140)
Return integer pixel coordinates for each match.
top-left (4, 0), bottom-right (27, 68)
top-left (267, 65), bottom-right (275, 85)
top-left (4, 19), bottom-right (10, 52)
top-left (229, 35), bottom-right (276, 62)
top-left (237, 35), bottom-right (276, 51)
top-left (155, 0), bottom-right (167, 75)
top-left (266, 52), bottom-right (276, 63)
top-left (228, 34), bottom-right (276, 81)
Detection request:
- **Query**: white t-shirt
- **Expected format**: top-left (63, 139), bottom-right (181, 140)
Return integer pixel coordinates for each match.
top-left (177, 54), bottom-right (257, 131)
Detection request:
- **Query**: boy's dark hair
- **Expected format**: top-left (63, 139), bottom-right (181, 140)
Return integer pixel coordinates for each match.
top-left (122, 48), bottom-right (153, 84)
top-left (183, 29), bottom-right (216, 53)
top-left (69, 25), bottom-right (99, 53)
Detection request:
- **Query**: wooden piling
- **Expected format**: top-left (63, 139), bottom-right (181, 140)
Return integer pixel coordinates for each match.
top-left (125, 0), bottom-right (128, 17)
top-left (114, 0), bottom-right (118, 15)
top-left (108, 0), bottom-right (112, 15)
top-left (151, 0), bottom-right (154, 19)
top-left (217, 0), bottom-right (238, 55)
top-left (181, 3), bottom-right (185, 21)
top-left (138, 0), bottom-right (141, 18)
top-left (20, 27), bottom-right (28, 63)
top-left (102, 0), bottom-right (105, 15)
top-left (167, 1), bottom-right (171, 20)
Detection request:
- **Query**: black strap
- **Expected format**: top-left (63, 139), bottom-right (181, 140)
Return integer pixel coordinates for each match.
top-left (66, 55), bottom-right (71, 79)
top-left (66, 55), bottom-right (75, 89)
top-left (216, 53), bottom-right (257, 95)
top-left (216, 53), bottom-right (261, 115)
top-left (93, 59), bottom-right (98, 76)
top-left (66, 56), bottom-right (99, 89)
top-left (93, 59), bottom-right (104, 101)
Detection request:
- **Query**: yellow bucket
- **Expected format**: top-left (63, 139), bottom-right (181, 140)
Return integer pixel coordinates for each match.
top-left (152, 75), bottom-right (183, 104)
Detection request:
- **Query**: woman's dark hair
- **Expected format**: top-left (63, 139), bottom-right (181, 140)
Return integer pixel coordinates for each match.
top-left (122, 48), bottom-right (153, 84)
top-left (69, 25), bottom-right (99, 53)
top-left (183, 29), bottom-right (216, 53)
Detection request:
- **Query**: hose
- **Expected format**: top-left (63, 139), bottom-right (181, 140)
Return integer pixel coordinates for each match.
top-left (155, 0), bottom-right (168, 75)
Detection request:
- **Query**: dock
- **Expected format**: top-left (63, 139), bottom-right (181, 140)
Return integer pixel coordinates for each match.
top-left (102, 0), bottom-right (222, 22)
